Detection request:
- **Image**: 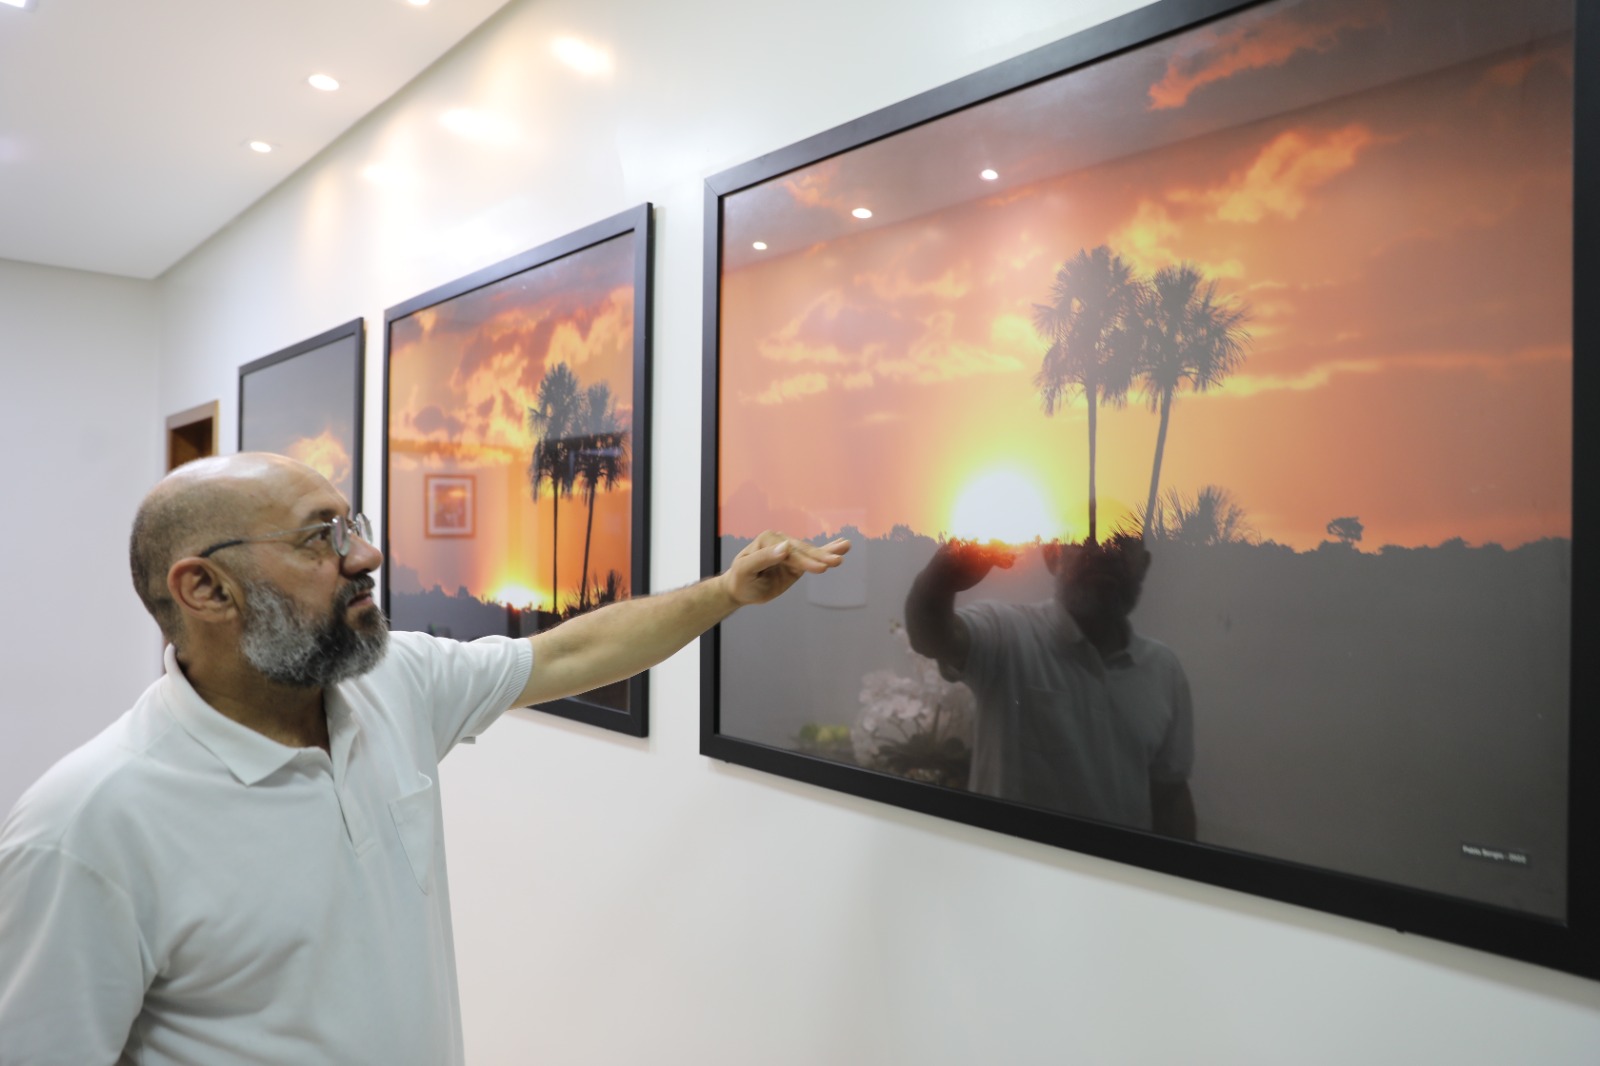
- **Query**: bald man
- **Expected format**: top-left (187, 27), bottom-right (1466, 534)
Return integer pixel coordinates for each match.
top-left (0, 453), bottom-right (847, 1066)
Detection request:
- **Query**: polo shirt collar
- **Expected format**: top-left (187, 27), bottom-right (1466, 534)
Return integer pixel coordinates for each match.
top-left (159, 644), bottom-right (305, 786)
top-left (1048, 600), bottom-right (1146, 668)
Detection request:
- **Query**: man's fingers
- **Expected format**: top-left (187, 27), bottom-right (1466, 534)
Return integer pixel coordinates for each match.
top-left (739, 533), bottom-right (851, 589)
top-left (784, 542), bottom-right (847, 572)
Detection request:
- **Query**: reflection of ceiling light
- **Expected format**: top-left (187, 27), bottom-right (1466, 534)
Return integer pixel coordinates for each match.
top-left (247, 141), bottom-right (274, 153)
top-left (980, 168), bottom-right (999, 181)
top-left (407, 0), bottom-right (430, 6)
top-left (552, 36), bottom-right (614, 77)
top-left (308, 74), bottom-right (340, 92)
top-left (752, 241), bottom-right (768, 251)
top-left (852, 207), bottom-right (873, 219)
top-left (0, 0), bottom-right (36, 10)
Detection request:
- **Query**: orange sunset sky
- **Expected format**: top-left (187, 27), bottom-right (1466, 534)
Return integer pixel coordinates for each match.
top-left (388, 233), bottom-right (636, 611)
top-left (718, 0), bottom-right (1575, 551)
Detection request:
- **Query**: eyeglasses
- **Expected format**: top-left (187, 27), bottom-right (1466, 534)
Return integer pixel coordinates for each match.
top-left (198, 513), bottom-right (374, 560)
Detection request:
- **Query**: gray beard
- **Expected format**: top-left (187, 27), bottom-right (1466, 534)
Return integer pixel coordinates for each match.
top-left (239, 576), bottom-right (389, 689)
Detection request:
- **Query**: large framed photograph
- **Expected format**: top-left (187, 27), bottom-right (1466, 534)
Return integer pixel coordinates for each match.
top-left (702, 0), bottom-right (1595, 975)
top-left (238, 318), bottom-right (365, 508)
top-left (385, 205), bottom-right (653, 736)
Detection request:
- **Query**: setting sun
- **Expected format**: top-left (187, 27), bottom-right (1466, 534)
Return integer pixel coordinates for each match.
top-left (948, 468), bottom-right (1060, 543)
top-left (490, 582), bottom-right (546, 611)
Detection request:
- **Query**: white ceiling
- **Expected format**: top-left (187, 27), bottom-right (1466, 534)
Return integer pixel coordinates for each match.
top-left (0, 0), bottom-right (517, 280)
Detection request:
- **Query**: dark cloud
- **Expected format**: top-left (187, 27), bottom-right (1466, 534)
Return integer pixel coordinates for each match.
top-left (413, 405), bottom-right (466, 438)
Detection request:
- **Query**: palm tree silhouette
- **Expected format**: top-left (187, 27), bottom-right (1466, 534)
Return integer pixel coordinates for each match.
top-left (1144, 484), bottom-right (1253, 545)
top-left (571, 381), bottom-right (630, 611)
top-left (1126, 263), bottom-right (1250, 531)
top-left (1033, 245), bottom-right (1140, 543)
top-left (528, 363), bottom-right (581, 613)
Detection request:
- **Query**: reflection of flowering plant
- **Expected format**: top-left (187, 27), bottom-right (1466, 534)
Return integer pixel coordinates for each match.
top-left (855, 622), bottom-right (973, 788)
top-left (794, 722), bottom-right (854, 760)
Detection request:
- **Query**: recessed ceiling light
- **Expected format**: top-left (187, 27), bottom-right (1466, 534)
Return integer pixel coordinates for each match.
top-left (980, 168), bottom-right (999, 181)
top-left (752, 241), bottom-right (768, 251)
top-left (308, 74), bottom-right (340, 92)
top-left (851, 207), bottom-right (873, 219)
top-left (247, 140), bottom-right (274, 154)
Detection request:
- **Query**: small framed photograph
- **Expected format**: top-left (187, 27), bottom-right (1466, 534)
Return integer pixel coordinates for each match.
top-left (424, 474), bottom-right (475, 538)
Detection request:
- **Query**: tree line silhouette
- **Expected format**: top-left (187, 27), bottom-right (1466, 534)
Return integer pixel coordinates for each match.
top-left (527, 363), bottom-right (630, 614)
top-left (1033, 246), bottom-right (1251, 543)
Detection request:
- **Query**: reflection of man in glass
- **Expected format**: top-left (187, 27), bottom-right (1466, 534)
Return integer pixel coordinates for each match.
top-left (904, 534), bottom-right (1195, 838)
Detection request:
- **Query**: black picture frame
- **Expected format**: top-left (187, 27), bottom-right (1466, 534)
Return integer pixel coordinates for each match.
top-left (384, 205), bottom-right (654, 736)
top-left (238, 318), bottom-right (366, 510)
top-left (701, 0), bottom-right (1595, 977)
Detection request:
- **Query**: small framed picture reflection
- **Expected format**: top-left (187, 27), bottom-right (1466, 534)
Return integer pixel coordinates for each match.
top-left (424, 474), bottom-right (475, 539)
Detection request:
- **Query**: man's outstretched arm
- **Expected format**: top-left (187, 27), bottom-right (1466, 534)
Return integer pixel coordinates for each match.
top-left (904, 540), bottom-right (1013, 672)
top-left (516, 532), bottom-right (848, 707)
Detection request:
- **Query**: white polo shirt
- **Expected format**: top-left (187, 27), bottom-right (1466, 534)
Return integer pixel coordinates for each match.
top-left (953, 599), bottom-right (1193, 828)
top-left (0, 630), bottom-right (532, 1066)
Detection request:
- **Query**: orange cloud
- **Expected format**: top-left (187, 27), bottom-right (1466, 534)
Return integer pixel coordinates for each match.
top-left (1176, 124), bottom-right (1378, 223)
top-left (1479, 45), bottom-right (1573, 93)
top-left (1225, 345), bottom-right (1569, 398)
top-left (545, 294), bottom-right (631, 371)
top-left (756, 339), bottom-right (853, 365)
top-left (1103, 198), bottom-right (1246, 278)
top-left (1107, 199), bottom-right (1183, 272)
top-left (1148, 2), bottom-right (1387, 110)
top-left (781, 161), bottom-right (845, 210)
top-left (393, 290), bottom-right (635, 466)
top-left (287, 430), bottom-right (352, 490)
top-left (872, 310), bottom-right (1024, 385)
top-left (857, 264), bottom-right (972, 302)
top-left (754, 372), bottom-right (830, 405)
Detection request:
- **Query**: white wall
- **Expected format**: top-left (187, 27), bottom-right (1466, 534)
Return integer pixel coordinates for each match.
top-left (0, 259), bottom-right (163, 814)
top-left (143, 0), bottom-right (1600, 1060)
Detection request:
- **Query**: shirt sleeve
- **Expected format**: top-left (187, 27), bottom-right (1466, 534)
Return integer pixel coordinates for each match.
top-left (383, 631), bottom-right (534, 759)
top-left (0, 843), bottom-right (150, 1065)
top-left (947, 601), bottom-right (1008, 692)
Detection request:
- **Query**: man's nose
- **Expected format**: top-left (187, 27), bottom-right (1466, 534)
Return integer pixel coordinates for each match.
top-left (342, 528), bottom-right (384, 574)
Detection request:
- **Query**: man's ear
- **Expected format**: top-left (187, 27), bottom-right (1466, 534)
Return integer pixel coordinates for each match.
top-left (168, 558), bottom-right (239, 625)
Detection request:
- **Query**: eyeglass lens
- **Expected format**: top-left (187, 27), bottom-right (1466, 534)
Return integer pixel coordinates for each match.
top-left (337, 514), bottom-right (373, 555)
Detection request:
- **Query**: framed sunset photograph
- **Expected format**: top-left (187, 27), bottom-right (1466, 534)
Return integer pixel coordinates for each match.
top-left (385, 205), bottom-right (653, 736)
top-left (238, 318), bottom-right (365, 509)
top-left (702, 0), bottom-right (1596, 975)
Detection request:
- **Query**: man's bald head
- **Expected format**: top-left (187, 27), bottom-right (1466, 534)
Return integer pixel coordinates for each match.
top-left (128, 454), bottom-right (328, 646)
